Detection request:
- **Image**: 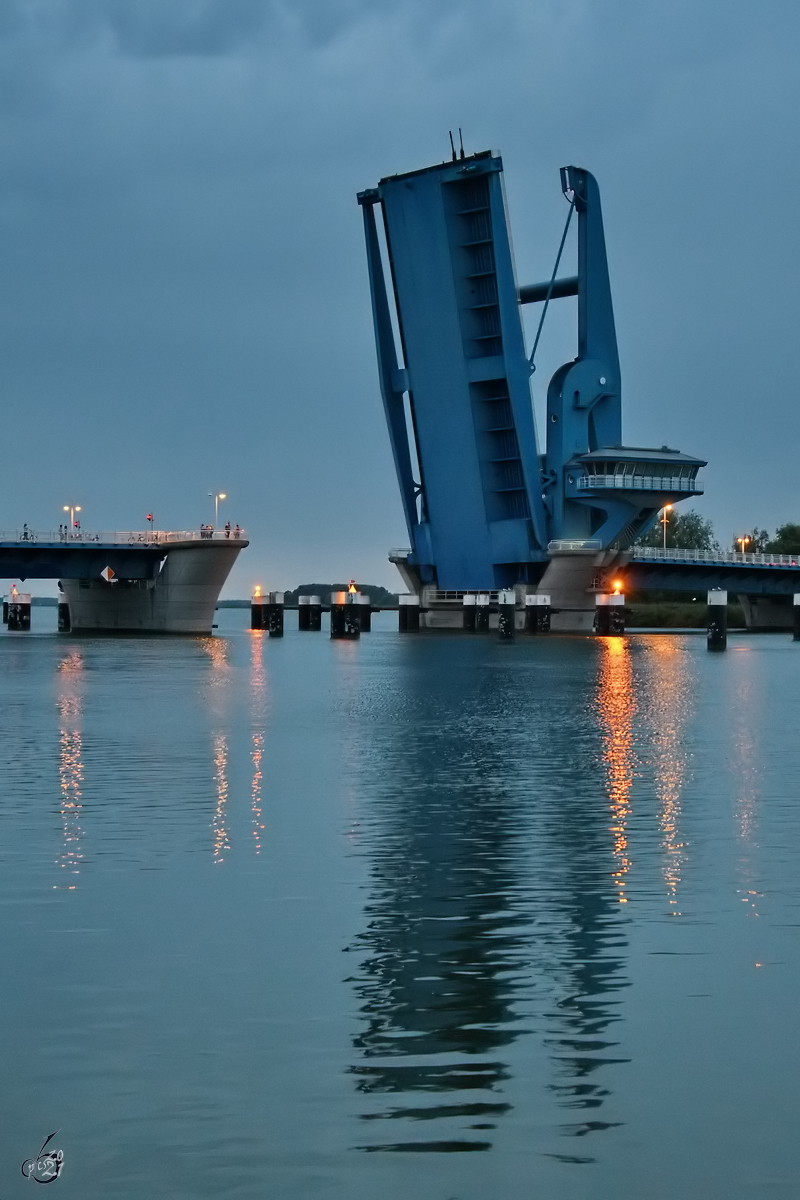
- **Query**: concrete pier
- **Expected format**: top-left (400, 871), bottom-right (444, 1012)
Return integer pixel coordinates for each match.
top-left (6, 591), bottom-right (31, 631)
top-left (535, 548), bottom-right (601, 633)
top-left (524, 594), bottom-right (551, 633)
top-left (707, 589), bottom-right (728, 651)
top-left (330, 591), bottom-right (359, 640)
top-left (61, 538), bottom-right (245, 634)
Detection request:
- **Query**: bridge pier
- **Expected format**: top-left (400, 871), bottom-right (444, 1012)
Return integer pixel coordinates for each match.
top-left (738, 594), bottom-right (793, 631)
top-left (61, 542), bottom-right (243, 634)
top-left (536, 550), bottom-right (600, 633)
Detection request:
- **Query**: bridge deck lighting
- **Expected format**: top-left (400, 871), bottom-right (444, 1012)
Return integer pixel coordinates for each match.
top-left (208, 492), bottom-right (228, 526)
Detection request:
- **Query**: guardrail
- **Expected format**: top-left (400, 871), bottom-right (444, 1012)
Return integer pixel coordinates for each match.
top-left (388, 547), bottom-right (413, 559)
top-left (0, 529), bottom-right (247, 546)
top-left (577, 475), bottom-right (702, 492)
top-left (547, 539), bottom-right (602, 552)
top-left (632, 546), bottom-right (800, 567)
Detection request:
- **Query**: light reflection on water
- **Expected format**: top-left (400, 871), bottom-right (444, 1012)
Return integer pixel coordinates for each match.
top-left (0, 616), bottom-right (799, 1199)
top-left (249, 631), bottom-right (267, 855)
top-left (595, 637), bottom-right (635, 906)
top-left (55, 649), bottom-right (85, 888)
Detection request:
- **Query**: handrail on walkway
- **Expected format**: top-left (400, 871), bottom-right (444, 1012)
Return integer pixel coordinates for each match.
top-left (0, 529), bottom-right (247, 546)
top-left (631, 546), bottom-right (799, 568)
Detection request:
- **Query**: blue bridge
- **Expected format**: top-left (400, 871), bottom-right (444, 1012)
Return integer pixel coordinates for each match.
top-left (359, 148), bottom-right (789, 630)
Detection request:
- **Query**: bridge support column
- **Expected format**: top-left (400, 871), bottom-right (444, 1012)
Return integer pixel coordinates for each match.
top-left (498, 591), bottom-right (515, 640)
top-left (524, 594), bottom-right (551, 633)
top-left (707, 590), bottom-right (727, 651)
top-left (330, 592), bottom-right (359, 640)
top-left (399, 595), bottom-right (420, 631)
top-left (58, 589), bottom-right (70, 632)
top-left (738, 594), bottom-right (793, 631)
top-left (536, 551), bottom-right (600, 633)
top-left (62, 542), bottom-right (243, 634)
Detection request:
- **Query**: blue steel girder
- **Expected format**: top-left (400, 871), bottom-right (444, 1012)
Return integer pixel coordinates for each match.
top-left (622, 560), bottom-right (800, 596)
top-left (357, 192), bottom-right (419, 544)
top-left (0, 544), bottom-right (163, 580)
top-left (359, 151), bottom-right (548, 590)
top-left (537, 166), bottom-right (705, 549)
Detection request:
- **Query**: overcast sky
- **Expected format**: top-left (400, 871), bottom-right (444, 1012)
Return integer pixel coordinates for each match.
top-left (0, 0), bottom-right (798, 594)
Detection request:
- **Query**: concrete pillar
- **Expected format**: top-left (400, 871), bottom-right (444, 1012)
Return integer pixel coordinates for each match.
top-left (536, 550), bottom-right (599, 633)
top-left (462, 593), bottom-right (476, 632)
top-left (308, 595), bottom-right (323, 631)
top-left (475, 593), bottom-right (491, 633)
top-left (356, 593), bottom-right (372, 632)
top-left (298, 594), bottom-right (323, 631)
top-left (7, 591), bottom-right (31, 631)
top-left (498, 590), bottom-right (516, 640)
top-left (707, 589), bottom-right (727, 651)
top-left (58, 589), bottom-right (71, 633)
top-left (794, 594), bottom-right (800, 642)
top-left (524, 593), bottom-right (551, 633)
top-left (399, 594), bottom-right (420, 632)
top-left (330, 591), bottom-right (359, 640)
top-left (595, 594), bottom-right (610, 635)
top-left (266, 591), bottom-right (284, 638)
top-left (608, 593), bottom-right (625, 636)
top-left (251, 589), bottom-right (267, 630)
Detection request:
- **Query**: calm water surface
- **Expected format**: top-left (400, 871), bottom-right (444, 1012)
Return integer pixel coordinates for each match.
top-left (1, 610), bottom-right (799, 1198)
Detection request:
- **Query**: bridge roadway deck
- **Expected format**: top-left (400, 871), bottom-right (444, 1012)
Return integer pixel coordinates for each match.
top-left (0, 530), bottom-right (247, 581)
top-left (622, 548), bottom-right (800, 595)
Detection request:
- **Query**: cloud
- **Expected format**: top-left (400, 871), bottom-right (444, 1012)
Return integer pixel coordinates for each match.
top-left (0, 0), bottom-right (797, 589)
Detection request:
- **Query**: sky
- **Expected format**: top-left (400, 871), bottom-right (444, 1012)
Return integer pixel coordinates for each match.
top-left (0, 0), bottom-right (798, 595)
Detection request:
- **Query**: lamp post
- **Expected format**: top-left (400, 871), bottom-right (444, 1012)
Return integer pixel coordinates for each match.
top-left (736, 535), bottom-right (751, 555)
top-left (661, 504), bottom-right (673, 550)
top-left (208, 493), bottom-right (227, 528)
top-left (63, 504), bottom-right (82, 535)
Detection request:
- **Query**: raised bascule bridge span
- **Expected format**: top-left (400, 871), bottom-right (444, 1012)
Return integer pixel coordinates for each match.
top-left (0, 528), bottom-right (247, 633)
top-left (360, 148), bottom-right (787, 631)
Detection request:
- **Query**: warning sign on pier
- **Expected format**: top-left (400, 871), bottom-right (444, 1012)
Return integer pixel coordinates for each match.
top-left (100, 566), bottom-right (116, 583)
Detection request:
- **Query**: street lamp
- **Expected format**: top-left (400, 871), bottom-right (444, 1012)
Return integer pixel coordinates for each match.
top-left (208, 492), bottom-right (227, 527)
top-left (63, 504), bottom-right (82, 535)
top-left (661, 504), bottom-right (673, 550)
top-left (736, 535), bottom-right (751, 555)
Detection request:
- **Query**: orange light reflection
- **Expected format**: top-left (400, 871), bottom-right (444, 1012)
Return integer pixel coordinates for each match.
top-left (595, 637), bottom-right (635, 904)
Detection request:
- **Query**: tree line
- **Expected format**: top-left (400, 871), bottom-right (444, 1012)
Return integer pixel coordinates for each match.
top-left (635, 511), bottom-right (800, 554)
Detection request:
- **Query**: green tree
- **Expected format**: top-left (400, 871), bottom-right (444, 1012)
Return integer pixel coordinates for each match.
top-left (636, 509), bottom-right (719, 550)
top-left (766, 523), bottom-right (800, 554)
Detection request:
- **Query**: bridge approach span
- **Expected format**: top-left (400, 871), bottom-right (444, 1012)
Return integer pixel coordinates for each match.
top-left (0, 530), bottom-right (248, 634)
top-left (617, 547), bottom-right (800, 630)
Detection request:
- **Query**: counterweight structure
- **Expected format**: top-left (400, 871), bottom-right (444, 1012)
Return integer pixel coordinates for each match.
top-left (359, 151), bottom-right (705, 624)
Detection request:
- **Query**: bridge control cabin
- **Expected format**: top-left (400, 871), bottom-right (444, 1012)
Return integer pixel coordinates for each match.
top-left (561, 447), bottom-right (706, 549)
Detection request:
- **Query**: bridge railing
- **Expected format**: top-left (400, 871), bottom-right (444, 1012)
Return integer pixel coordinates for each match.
top-left (632, 546), bottom-right (799, 567)
top-left (577, 474), bottom-right (703, 492)
top-left (548, 539), bottom-right (603, 552)
top-left (0, 529), bottom-right (247, 546)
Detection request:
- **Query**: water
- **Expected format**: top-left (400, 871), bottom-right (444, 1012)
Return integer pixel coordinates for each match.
top-left (1, 611), bottom-right (799, 1198)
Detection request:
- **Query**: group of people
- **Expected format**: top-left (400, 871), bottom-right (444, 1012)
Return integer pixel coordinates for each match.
top-left (200, 522), bottom-right (242, 540)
